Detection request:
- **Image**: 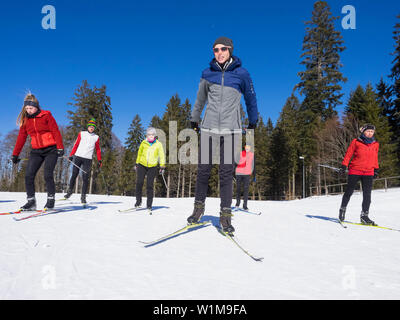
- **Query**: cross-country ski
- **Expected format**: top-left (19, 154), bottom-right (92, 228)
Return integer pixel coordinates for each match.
top-left (2, 2), bottom-right (400, 302)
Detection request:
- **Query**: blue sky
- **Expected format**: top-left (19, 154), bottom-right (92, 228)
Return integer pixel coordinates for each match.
top-left (1, 0), bottom-right (399, 143)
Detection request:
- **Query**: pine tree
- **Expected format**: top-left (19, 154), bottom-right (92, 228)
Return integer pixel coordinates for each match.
top-left (388, 15), bottom-right (400, 162)
top-left (119, 115), bottom-right (145, 196)
top-left (126, 114), bottom-right (145, 153)
top-left (296, 1), bottom-right (347, 120)
top-left (276, 95), bottom-right (302, 199)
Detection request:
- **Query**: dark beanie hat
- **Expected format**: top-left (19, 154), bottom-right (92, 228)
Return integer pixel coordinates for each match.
top-left (213, 36), bottom-right (234, 55)
top-left (360, 123), bottom-right (376, 133)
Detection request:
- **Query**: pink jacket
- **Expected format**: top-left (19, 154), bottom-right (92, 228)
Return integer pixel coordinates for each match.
top-left (235, 151), bottom-right (254, 175)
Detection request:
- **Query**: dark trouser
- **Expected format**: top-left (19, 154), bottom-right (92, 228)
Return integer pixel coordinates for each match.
top-left (236, 175), bottom-right (251, 205)
top-left (195, 132), bottom-right (240, 209)
top-left (25, 146), bottom-right (58, 198)
top-left (135, 164), bottom-right (158, 207)
top-left (340, 174), bottom-right (374, 212)
top-left (68, 156), bottom-right (92, 195)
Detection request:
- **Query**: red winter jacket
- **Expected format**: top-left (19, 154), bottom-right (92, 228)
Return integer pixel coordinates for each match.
top-left (13, 110), bottom-right (64, 156)
top-left (342, 138), bottom-right (379, 176)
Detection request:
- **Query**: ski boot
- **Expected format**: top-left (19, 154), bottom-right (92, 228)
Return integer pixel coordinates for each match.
top-left (339, 207), bottom-right (346, 222)
top-left (21, 197), bottom-right (36, 211)
top-left (235, 200), bottom-right (240, 208)
top-left (44, 195), bottom-right (55, 210)
top-left (64, 189), bottom-right (73, 199)
top-left (360, 211), bottom-right (376, 226)
top-left (220, 207), bottom-right (235, 235)
top-left (187, 201), bottom-right (205, 225)
top-left (147, 206), bottom-right (152, 215)
top-left (243, 203), bottom-right (249, 211)
top-left (81, 194), bottom-right (87, 206)
top-left (134, 201), bottom-right (142, 208)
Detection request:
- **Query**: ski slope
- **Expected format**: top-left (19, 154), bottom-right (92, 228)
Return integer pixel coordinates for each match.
top-left (0, 189), bottom-right (399, 300)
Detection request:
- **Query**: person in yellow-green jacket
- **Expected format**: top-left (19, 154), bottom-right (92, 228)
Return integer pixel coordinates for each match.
top-left (134, 127), bottom-right (166, 211)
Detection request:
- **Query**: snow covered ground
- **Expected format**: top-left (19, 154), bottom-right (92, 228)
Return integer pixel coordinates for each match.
top-left (0, 189), bottom-right (399, 300)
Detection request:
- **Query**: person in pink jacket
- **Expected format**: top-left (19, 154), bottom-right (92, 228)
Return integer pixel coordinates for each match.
top-left (235, 144), bottom-right (255, 210)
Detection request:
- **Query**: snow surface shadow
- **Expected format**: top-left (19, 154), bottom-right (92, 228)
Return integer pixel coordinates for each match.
top-left (202, 215), bottom-right (220, 227)
top-left (0, 200), bottom-right (16, 203)
top-left (29, 205), bottom-right (98, 219)
top-left (136, 206), bottom-right (169, 212)
top-left (86, 201), bottom-right (122, 205)
top-left (305, 214), bottom-right (339, 225)
top-left (143, 222), bottom-right (212, 248)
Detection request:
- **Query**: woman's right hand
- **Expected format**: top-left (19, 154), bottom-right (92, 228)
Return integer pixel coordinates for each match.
top-left (11, 155), bottom-right (20, 164)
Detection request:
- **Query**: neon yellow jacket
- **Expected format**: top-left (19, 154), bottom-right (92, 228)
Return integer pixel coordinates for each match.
top-left (136, 139), bottom-right (166, 168)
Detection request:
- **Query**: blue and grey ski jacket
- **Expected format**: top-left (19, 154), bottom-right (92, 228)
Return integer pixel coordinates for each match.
top-left (191, 56), bottom-right (258, 133)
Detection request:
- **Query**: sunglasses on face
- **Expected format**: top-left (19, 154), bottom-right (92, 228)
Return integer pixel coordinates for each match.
top-left (213, 47), bottom-right (230, 53)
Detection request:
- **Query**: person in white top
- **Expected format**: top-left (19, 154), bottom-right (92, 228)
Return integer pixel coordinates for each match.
top-left (64, 118), bottom-right (102, 204)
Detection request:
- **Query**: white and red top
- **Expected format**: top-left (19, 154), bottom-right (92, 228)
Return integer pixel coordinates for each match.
top-left (70, 131), bottom-right (102, 160)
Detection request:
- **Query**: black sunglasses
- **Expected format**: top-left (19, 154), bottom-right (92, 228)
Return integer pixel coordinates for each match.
top-left (213, 47), bottom-right (230, 53)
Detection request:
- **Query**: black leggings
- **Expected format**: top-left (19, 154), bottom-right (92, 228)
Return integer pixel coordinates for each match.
top-left (135, 164), bottom-right (158, 207)
top-left (68, 156), bottom-right (92, 195)
top-left (25, 146), bottom-right (58, 198)
top-left (236, 175), bottom-right (251, 205)
top-left (195, 133), bottom-right (236, 209)
top-left (340, 174), bottom-right (374, 212)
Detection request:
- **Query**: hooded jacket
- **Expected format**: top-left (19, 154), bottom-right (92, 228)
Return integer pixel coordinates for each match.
top-left (191, 56), bottom-right (258, 133)
top-left (13, 110), bottom-right (64, 156)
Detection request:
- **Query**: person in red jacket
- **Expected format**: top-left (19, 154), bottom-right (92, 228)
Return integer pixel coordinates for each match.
top-left (12, 93), bottom-right (64, 211)
top-left (338, 124), bottom-right (379, 225)
top-left (235, 144), bottom-right (255, 211)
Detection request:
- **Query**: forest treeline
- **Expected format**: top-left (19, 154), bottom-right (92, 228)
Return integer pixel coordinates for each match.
top-left (1, 2), bottom-right (399, 200)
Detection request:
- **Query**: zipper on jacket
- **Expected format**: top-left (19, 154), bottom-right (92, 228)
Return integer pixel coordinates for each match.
top-left (33, 118), bottom-right (42, 148)
top-left (215, 58), bottom-right (233, 132)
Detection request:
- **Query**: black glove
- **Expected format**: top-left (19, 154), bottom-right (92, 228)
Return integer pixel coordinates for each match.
top-left (190, 122), bottom-right (199, 132)
top-left (69, 156), bottom-right (74, 161)
top-left (339, 165), bottom-right (347, 175)
top-left (373, 169), bottom-right (379, 179)
top-left (11, 155), bottom-right (20, 164)
top-left (247, 123), bottom-right (257, 130)
top-left (57, 149), bottom-right (64, 158)
top-left (98, 160), bottom-right (102, 168)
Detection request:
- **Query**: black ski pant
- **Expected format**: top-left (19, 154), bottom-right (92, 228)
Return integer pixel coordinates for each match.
top-left (236, 175), bottom-right (251, 205)
top-left (25, 145), bottom-right (58, 198)
top-left (135, 164), bottom-right (158, 208)
top-left (68, 156), bottom-right (92, 196)
top-left (195, 132), bottom-right (240, 209)
top-left (340, 174), bottom-right (374, 212)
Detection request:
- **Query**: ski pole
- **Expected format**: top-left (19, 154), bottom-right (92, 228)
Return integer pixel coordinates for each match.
top-left (318, 164), bottom-right (340, 172)
top-left (161, 171), bottom-right (169, 189)
top-left (63, 156), bottom-right (88, 174)
top-left (99, 170), bottom-right (111, 196)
